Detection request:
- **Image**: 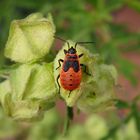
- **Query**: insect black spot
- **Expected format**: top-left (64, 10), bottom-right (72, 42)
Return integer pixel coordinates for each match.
top-left (70, 75), bottom-right (72, 77)
top-left (69, 84), bottom-right (72, 86)
top-left (72, 61), bottom-right (79, 72)
top-left (63, 60), bottom-right (79, 72)
top-left (70, 79), bottom-right (72, 81)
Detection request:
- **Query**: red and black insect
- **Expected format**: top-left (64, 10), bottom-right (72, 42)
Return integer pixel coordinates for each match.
top-left (55, 37), bottom-right (94, 96)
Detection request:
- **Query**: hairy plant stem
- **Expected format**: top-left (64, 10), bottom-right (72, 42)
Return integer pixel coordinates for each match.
top-left (63, 106), bottom-right (73, 136)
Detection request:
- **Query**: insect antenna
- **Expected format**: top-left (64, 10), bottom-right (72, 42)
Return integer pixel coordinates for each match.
top-left (74, 41), bottom-right (96, 49)
top-left (54, 36), bottom-right (70, 49)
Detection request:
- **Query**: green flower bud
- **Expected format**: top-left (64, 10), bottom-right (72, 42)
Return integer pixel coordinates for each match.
top-left (65, 125), bottom-right (90, 140)
top-left (85, 114), bottom-right (108, 139)
top-left (0, 63), bottom-right (57, 120)
top-left (54, 41), bottom-right (117, 112)
top-left (77, 63), bottom-right (117, 112)
top-left (5, 13), bottom-right (55, 63)
top-left (27, 109), bottom-right (60, 140)
top-left (54, 41), bottom-right (88, 106)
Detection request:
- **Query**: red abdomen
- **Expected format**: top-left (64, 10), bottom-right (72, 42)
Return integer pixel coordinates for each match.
top-left (60, 67), bottom-right (82, 91)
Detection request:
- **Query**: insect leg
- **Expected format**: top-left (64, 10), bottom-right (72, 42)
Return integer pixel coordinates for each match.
top-left (68, 90), bottom-right (72, 98)
top-left (56, 74), bottom-right (60, 94)
top-left (79, 53), bottom-right (84, 58)
top-left (64, 49), bottom-right (68, 54)
top-left (80, 64), bottom-right (91, 75)
top-left (56, 59), bottom-right (64, 70)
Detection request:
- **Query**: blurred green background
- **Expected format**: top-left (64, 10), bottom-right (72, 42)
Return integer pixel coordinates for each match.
top-left (0, 0), bottom-right (140, 140)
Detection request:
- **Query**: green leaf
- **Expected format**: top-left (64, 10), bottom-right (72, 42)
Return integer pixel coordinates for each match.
top-left (118, 58), bottom-right (137, 85)
top-left (127, 0), bottom-right (140, 12)
top-left (106, 0), bottom-right (124, 12)
top-left (132, 103), bottom-right (140, 133)
top-left (115, 99), bottom-right (130, 109)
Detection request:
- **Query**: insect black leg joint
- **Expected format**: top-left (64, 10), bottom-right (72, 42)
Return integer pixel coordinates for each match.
top-left (56, 59), bottom-right (64, 70)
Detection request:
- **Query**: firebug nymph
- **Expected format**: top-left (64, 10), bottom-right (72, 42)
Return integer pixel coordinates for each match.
top-left (55, 36), bottom-right (94, 97)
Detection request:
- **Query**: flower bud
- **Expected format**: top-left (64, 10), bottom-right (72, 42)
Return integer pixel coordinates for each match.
top-left (77, 63), bottom-right (117, 112)
top-left (54, 41), bottom-right (117, 112)
top-left (85, 114), bottom-right (108, 139)
top-left (5, 13), bottom-right (55, 63)
top-left (0, 63), bottom-right (57, 120)
top-left (54, 41), bottom-right (84, 106)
